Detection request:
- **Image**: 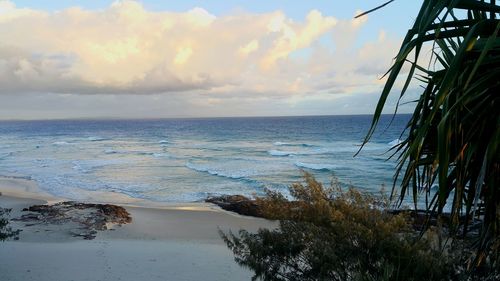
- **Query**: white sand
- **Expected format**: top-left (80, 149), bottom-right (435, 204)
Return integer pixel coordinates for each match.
top-left (0, 177), bottom-right (276, 281)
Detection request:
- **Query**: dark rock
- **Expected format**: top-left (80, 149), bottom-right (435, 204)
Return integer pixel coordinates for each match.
top-left (13, 213), bottom-right (41, 221)
top-left (70, 229), bottom-right (98, 240)
top-left (16, 201), bottom-right (132, 240)
top-left (206, 195), bottom-right (264, 218)
top-left (97, 204), bottom-right (132, 224)
top-left (23, 205), bottom-right (63, 217)
top-left (0, 207), bottom-right (12, 216)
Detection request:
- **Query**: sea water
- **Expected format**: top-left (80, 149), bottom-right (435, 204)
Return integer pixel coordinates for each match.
top-left (0, 115), bottom-right (410, 203)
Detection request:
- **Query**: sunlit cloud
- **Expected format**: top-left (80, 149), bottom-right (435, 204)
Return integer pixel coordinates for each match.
top-left (0, 0), bottom-right (406, 118)
top-left (238, 40), bottom-right (259, 56)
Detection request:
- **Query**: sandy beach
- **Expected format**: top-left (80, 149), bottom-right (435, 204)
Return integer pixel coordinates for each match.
top-left (0, 177), bottom-right (276, 281)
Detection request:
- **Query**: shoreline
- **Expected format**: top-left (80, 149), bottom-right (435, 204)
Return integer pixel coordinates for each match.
top-left (0, 177), bottom-right (276, 280)
top-left (0, 175), bottom-right (60, 203)
top-left (0, 175), bottom-right (238, 212)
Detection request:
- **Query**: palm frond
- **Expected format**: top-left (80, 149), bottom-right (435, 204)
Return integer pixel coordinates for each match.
top-left (359, 0), bottom-right (500, 269)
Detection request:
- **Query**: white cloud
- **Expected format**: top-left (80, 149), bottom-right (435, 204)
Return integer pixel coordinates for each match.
top-left (261, 10), bottom-right (337, 69)
top-left (186, 7), bottom-right (216, 27)
top-left (0, 0), bottom-right (406, 118)
top-left (239, 40), bottom-right (259, 56)
top-left (173, 46), bottom-right (193, 65)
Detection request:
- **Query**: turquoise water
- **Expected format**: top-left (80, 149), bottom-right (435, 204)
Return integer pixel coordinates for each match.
top-left (0, 115), bottom-right (409, 202)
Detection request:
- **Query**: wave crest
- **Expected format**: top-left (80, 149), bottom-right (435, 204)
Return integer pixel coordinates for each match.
top-left (87, 136), bottom-right (107, 142)
top-left (185, 162), bottom-right (247, 179)
top-left (388, 138), bottom-right (402, 147)
top-left (52, 141), bottom-right (72, 146)
top-left (273, 141), bottom-right (315, 147)
top-left (267, 150), bottom-right (295, 156)
top-left (294, 162), bottom-right (337, 171)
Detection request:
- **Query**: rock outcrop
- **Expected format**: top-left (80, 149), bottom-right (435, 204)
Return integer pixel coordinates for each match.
top-left (206, 195), bottom-right (264, 218)
top-left (14, 201), bottom-right (132, 240)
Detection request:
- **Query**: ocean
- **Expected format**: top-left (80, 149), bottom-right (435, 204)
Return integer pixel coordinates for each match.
top-left (0, 115), bottom-right (410, 203)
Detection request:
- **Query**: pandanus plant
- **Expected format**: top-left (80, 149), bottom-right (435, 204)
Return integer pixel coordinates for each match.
top-left (360, 0), bottom-right (500, 267)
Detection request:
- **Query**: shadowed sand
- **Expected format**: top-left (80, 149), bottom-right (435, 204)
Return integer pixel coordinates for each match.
top-left (0, 177), bottom-right (276, 281)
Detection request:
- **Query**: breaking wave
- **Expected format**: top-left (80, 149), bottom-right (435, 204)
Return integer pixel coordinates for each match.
top-left (294, 162), bottom-right (338, 171)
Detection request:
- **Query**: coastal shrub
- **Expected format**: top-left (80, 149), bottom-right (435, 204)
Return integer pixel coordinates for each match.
top-left (0, 207), bottom-right (18, 241)
top-left (221, 174), bottom-right (454, 281)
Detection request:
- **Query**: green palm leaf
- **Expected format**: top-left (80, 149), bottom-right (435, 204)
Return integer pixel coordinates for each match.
top-left (359, 0), bottom-right (500, 270)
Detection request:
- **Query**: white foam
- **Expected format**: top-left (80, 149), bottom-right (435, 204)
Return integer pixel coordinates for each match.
top-left (153, 153), bottom-right (168, 158)
top-left (52, 141), bottom-right (72, 146)
top-left (186, 162), bottom-right (246, 179)
top-left (71, 159), bottom-right (127, 174)
top-left (159, 140), bottom-right (169, 144)
top-left (0, 152), bottom-right (13, 159)
top-left (72, 163), bottom-right (91, 174)
top-left (87, 136), bottom-right (107, 141)
top-left (184, 160), bottom-right (282, 180)
top-left (268, 150), bottom-right (295, 156)
top-left (33, 159), bottom-right (50, 168)
top-left (388, 138), bottom-right (402, 147)
top-left (104, 149), bottom-right (118, 154)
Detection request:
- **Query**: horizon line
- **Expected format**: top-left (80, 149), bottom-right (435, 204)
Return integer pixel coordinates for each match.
top-left (0, 113), bottom-right (412, 122)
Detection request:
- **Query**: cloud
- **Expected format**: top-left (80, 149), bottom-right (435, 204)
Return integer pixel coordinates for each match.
top-left (0, 1), bottom-right (407, 118)
top-left (260, 10), bottom-right (337, 69)
top-left (239, 40), bottom-right (259, 56)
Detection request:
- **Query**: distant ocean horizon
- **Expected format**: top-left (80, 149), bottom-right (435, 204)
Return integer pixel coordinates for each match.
top-left (0, 114), bottom-right (411, 203)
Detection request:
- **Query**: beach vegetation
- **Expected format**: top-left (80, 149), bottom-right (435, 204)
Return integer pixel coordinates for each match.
top-left (221, 174), bottom-right (454, 281)
top-left (359, 0), bottom-right (500, 271)
top-left (0, 207), bottom-right (18, 241)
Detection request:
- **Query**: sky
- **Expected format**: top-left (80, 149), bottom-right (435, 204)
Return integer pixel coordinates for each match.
top-left (0, 0), bottom-right (423, 119)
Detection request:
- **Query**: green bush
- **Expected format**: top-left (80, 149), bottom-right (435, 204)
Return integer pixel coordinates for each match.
top-left (221, 174), bottom-right (454, 281)
top-left (0, 207), bottom-right (18, 241)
